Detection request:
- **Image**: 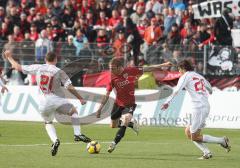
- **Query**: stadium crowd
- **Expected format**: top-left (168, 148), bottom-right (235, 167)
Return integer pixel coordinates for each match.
top-left (0, 0), bottom-right (240, 85)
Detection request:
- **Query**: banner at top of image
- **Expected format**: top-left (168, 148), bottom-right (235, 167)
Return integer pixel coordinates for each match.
top-left (192, 0), bottom-right (240, 19)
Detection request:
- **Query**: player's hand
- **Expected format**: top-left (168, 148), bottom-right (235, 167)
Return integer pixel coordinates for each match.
top-left (96, 109), bottom-right (101, 118)
top-left (161, 103), bottom-right (169, 110)
top-left (164, 62), bottom-right (174, 67)
top-left (2, 50), bottom-right (12, 59)
top-left (79, 99), bottom-right (86, 105)
top-left (1, 86), bottom-right (8, 94)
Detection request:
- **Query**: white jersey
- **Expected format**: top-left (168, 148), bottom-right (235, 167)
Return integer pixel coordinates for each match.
top-left (22, 64), bottom-right (72, 96)
top-left (166, 71), bottom-right (212, 108)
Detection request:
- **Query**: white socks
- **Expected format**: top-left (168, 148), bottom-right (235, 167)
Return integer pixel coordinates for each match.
top-left (45, 124), bottom-right (58, 143)
top-left (71, 113), bottom-right (81, 136)
top-left (202, 135), bottom-right (225, 144)
top-left (193, 141), bottom-right (211, 154)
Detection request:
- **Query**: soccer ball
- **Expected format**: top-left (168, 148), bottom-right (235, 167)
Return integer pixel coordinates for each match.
top-left (86, 141), bottom-right (101, 154)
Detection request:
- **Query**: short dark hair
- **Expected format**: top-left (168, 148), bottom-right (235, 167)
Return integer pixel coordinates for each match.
top-left (109, 57), bottom-right (124, 67)
top-left (45, 51), bottom-right (57, 62)
top-left (177, 60), bottom-right (194, 71)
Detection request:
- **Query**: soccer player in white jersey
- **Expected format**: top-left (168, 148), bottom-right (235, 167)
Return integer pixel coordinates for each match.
top-left (4, 50), bottom-right (91, 156)
top-left (161, 60), bottom-right (231, 159)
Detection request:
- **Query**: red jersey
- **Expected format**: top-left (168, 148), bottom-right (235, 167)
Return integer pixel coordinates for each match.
top-left (107, 67), bottom-right (143, 107)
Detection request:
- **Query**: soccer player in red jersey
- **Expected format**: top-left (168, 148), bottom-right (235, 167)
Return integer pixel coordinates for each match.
top-left (96, 57), bottom-right (172, 153)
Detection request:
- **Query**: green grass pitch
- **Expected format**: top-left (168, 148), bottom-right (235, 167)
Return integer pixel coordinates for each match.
top-left (0, 121), bottom-right (239, 168)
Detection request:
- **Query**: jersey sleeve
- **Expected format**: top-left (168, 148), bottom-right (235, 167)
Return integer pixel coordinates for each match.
top-left (165, 73), bottom-right (189, 104)
top-left (22, 64), bottom-right (42, 75)
top-left (204, 78), bottom-right (212, 94)
top-left (60, 70), bottom-right (72, 88)
top-left (129, 67), bottom-right (144, 77)
top-left (106, 81), bottom-right (113, 92)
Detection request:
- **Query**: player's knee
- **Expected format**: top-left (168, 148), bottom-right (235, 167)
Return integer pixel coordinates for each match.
top-left (110, 123), bottom-right (117, 128)
top-left (191, 134), bottom-right (200, 141)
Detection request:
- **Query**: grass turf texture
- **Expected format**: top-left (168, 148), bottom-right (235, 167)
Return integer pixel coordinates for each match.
top-left (0, 121), bottom-right (239, 168)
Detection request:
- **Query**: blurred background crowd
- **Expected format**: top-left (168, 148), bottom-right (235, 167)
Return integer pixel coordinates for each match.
top-left (0, 0), bottom-right (240, 86)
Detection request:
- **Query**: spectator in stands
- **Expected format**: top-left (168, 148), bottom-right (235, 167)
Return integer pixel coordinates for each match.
top-left (142, 17), bottom-right (163, 61)
top-left (35, 29), bottom-right (53, 62)
top-left (162, 0), bottom-right (169, 8)
top-left (81, 0), bottom-right (91, 16)
top-left (29, 23), bottom-right (39, 41)
top-left (9, 6), bottom-right (21, 27)
top-left (130, 3), bottom-right (146, 25)
top-left (120, 8), bottom-right (128, 19)
top-left (160, 42), bottom-right (173, 63)
top-left (20, 32), bottom-right (35, 65)
top-left (108, 9), bottom-right (122, 31)
top-left (60, 35), bottom-right (77, 63)
top-left (62, 8), bottom-right (75, 29)
top-left (170, 0), bottom-right (186, 11)
top-left (145, 0), bottom-right (163, 14)
top-left (73, 29), bottom-right (88, 56)
top-left (3, 34), bottom-right (21, 79)
top-left (117, 17), bottom-right (143, 65)
top-left (33, 12), bottom-right (46, 32)
top-left (96, 0), bottom-right (112, 18)
top-left (19, 0), bottom-right (30, 15)
top-left (0, 22), bottom-right (10, 41)
top-left (180, 20), bottom-right (194, 41)
top-left (20, 13), bottom-right (30, 35)
top-left (137, 18), bottom-right (149, 38)
top-left (51, 0), bottom-right (63, 18)
top-left (198, 26), bottom-right (215, 49)
top-left (35, 0), bottom-right (48, 15)
top-left (50, 16), bottom-right (64, 41)
top-left (44, 7), bottom-right (53, 25)
top-left (198, 23), bottom-right (210, 42)
top-left (163, 8), bottom-right (177, 35)
top-left (95, 11), bottom-right (109, 29)
top-left (96, 28), bottom-right (110, 50)
top-left (27, 7), bottom-right (36, 23)
top-left (214, 8), bottom-right (233, 46)
top-left (167, 23), bottom-right (181, 48)
top-left (13, 25), bottom-right (24, 42)
top-left (125, 0), bottom-right (134, 16)
top-left (112, 28), bottom-right (127, 58)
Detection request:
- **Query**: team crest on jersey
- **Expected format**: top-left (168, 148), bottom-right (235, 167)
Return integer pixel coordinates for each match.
top-left (123, 73), bottom-right (128, 79)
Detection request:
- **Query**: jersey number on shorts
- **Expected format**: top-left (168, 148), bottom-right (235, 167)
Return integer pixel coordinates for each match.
top-left (193, 77), bottom-right (205, 92)
top-left (40, 75), bottom-right (53, 94)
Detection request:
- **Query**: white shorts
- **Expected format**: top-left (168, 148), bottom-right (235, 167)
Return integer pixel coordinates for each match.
top-left (39, 95), bottom-right (74, 123)
top-left (190, 106), bottom-right (210, 134)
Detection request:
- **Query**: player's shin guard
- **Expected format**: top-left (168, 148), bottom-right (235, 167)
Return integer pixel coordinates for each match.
top-left (114, 126), bottom-right (126, 144)
top-left (71, 113), bottom-right (81, 136)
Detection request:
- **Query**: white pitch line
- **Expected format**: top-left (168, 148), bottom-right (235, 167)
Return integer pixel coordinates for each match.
top-left (0, 141), bottom-right (173, 147)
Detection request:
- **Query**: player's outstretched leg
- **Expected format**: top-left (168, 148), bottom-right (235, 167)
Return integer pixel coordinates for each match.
top-left (185, 127), bottom-right (212, 159)
top-left (108, 113), bottom-right (132, 153)
top-left (108, 125), bottom-right (126, 153)
top-left (45, 123), bottom-right (60, 156)
top-left (51, 139), bottom-right (60, 156)
top-left (71, 112), bottom-right (92, 143)
top-left (202, 135), bottom-right (231, 152)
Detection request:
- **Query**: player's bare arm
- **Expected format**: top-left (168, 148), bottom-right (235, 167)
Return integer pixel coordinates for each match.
top-left (3, 50), bottom-right (22, 72)
top-left (67, 85), bottom-right (86, 105)
top-left (96, 91), bottom-right (111, 118)
top-left (142, 62), bottom-right (173, 72)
